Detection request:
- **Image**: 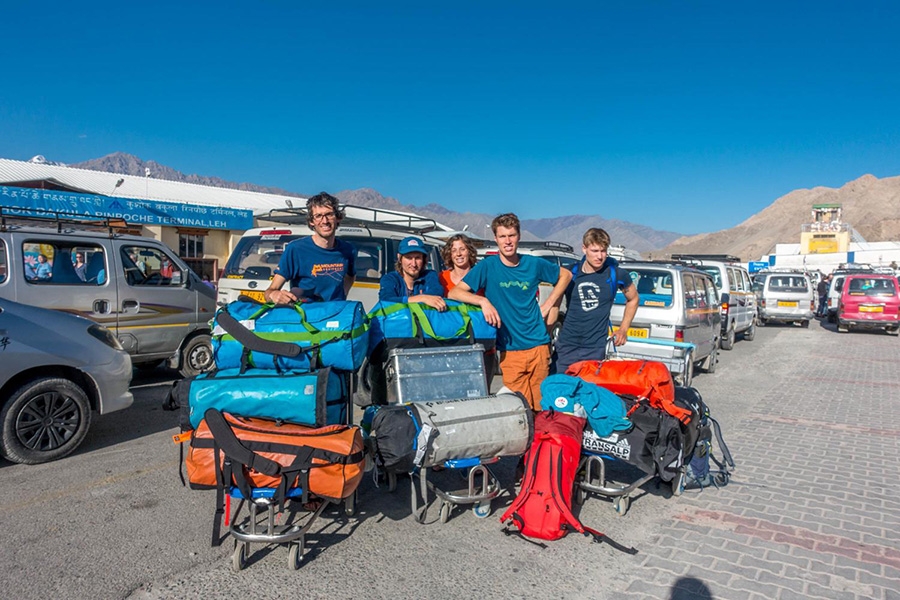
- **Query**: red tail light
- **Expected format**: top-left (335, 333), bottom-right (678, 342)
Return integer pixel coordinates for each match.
top-left (760, 299), bottom-right (766, 308)
top-left (720, 302), bottom-right (729, 316)
top-left (810, 300), bottom-right (816, 311)
top-left (675, 328), bottom-right (685, 342)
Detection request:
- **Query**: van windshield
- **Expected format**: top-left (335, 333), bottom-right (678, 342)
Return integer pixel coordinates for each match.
top-left (768, 276), bottom-right (808, 292)
top-left (615, 268), bottom-right (673, 307)
top-left (223, 234), bottom-right (304, 279)
top-left (848, 278), bottom-right (896, 296)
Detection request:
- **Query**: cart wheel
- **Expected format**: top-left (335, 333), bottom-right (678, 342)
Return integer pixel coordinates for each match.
top-left (671, 469), bottom-right (686, 497)
top-left (387, 471), bottom-right (397, 493)
top-left (288, 535), bottom-right (304, 570)
top-left (232, 541), bottom-right (248, 572)
top-left (613, 495), bottom-right (630, 516)
top-left (439, 502), bottom-right (451, 524)
top-left (344, 491), bottom-right (356, 517)
top-left (714, 471), bottom-right (730, 487)
top-left (472, 501), bottom-right (491, 519)
top-left (574, 483), bottom-right (587, 506)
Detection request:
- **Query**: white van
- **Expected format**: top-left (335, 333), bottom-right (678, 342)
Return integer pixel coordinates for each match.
top-left (217, 206), bottom-right (445, 312)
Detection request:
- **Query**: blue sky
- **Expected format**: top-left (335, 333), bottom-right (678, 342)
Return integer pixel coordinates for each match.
top-left (2, 2), bottom-right (898, 234)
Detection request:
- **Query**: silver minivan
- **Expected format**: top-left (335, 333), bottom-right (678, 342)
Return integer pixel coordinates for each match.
top-left (672, 255), bottom-right (757, 350)
top-left (752, 272), bottom-right (815, 327)
top-left (609, 262), bottom-right (721, 387)
top-left (0, 223), bottom-right (217, 376)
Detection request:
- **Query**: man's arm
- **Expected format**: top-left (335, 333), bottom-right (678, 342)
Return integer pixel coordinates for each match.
top-left (540, 267), bottom-right (572, 321)
top-left (612, 284), bottom-right (640, 346)
top-left (264, 274), bottom-right (297, 304)
top-left (448, 281), bottom-right (501, 327)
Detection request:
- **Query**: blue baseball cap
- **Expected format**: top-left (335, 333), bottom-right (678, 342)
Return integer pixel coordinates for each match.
top-left (398, 236), bottom-right (427, 256)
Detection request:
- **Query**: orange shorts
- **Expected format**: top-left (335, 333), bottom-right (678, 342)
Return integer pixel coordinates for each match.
top-left (499, 345), bottom-right (551, 411)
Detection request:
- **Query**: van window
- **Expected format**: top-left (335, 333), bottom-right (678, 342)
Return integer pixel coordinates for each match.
top-left (21, 241), bottom-right (107, 286)
top-left (697, 266), bottom-right (722, 289)
top-left (0, 240), bottom-right (6, 283)
top-left (702, 276), bottom-right (719, 307)
top-left (559, 256), bottom-right (578, 271)
top-left (768, 275), bottom-right (808, 292)
top-left (848, 278), bottom-right (896, 296)
top-left (617, 268), bottom-right (673, 307)
top-left (683, 273), bottom-right (698, 309)
top-left (741, 270), bottom-right (752, 291)
top-left (224, 233), bottom-right (304, 279)
top-left (729, 268), bottom-right (746, 292)
top-left (121, 246), bottom-right (182, 287)
top-left (344, 236), bottom-right (385, 280)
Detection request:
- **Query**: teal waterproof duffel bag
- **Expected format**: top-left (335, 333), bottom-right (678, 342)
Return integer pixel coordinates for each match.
top-left (212, 298), bottom-right (369, 372)
top-left (367, 300), bottom-right (497, 353)
top-left (166, 366), bottom-right (350, 430)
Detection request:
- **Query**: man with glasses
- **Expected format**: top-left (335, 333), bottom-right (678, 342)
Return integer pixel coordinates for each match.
top-left (265, 192), bottom-right (357, 303)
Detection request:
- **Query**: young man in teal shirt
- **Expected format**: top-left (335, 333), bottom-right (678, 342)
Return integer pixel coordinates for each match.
top-left (449, 213), bottom-right (572, 409)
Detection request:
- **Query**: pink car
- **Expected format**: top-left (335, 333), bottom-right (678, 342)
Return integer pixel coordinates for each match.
top-left (837, 274), bottom-right (900, 335)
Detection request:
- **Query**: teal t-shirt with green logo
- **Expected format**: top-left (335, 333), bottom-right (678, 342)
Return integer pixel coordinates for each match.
top-left (463, 254), bottom-right (559, 351)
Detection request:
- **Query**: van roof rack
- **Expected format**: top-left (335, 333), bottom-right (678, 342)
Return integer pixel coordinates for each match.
top-left (480, 240), bottom-right (575, 253)
top-left (0, 206), bottom-right (129, 235)
top-left (258, 204), bottom-right (443, 234)
top-left (670, 253), bottom-right (742, 263)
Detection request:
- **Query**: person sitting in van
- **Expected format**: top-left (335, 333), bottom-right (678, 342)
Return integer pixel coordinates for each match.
top-left (379, 236), bottom-right (445, 309)
top-left (73, 252), bottom-right (87, 282)
top-left (265, 192), bottom-right (357, 304)
top-left (553, 228), bottom-right (639, 375)
top-left (159, 257), bottom-right (175, 279)
top-left (35, 254), bottom-right (52, 280)
top-left (438, 234), bottom-right (480, 295)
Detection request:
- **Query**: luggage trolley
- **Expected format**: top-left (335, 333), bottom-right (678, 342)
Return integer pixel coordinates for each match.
top-left (574, 338), bottom-right (695, 517)
top-left (381, 344), bottom-right (503, 523)
top-left (609, 336), bottom-right (697, 387)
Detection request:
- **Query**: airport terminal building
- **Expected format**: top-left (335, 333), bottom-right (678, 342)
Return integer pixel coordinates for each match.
top-left (0, 157), bottom-right (302, 280)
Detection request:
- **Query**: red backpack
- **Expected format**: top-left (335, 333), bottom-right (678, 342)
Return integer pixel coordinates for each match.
top-left (500, 411), bottom-right (636, 553)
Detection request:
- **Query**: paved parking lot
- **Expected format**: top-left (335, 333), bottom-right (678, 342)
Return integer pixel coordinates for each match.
top-left (0, 318), bottom-right (897, 599)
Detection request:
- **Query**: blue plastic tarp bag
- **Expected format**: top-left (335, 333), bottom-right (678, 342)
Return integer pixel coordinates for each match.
top-left (170, 367), bottom-right (348, 429)
top-left (212, 298), bottom-right (369, 372)
top-left (367, 299), bottom-right (497, 353)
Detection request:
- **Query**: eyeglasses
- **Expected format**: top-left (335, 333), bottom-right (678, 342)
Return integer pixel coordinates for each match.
top-left (311, 212), bottom-right (336, 223)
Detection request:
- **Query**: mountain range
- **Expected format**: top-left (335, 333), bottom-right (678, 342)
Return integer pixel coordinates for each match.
top-left (70, 153), bottom-right (900, 260)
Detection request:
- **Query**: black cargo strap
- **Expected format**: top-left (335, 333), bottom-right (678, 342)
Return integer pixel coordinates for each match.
top-left (216, 309), bottom-right (304, 358)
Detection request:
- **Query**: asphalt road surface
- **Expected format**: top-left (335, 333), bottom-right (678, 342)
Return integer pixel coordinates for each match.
top-left (0, 318), bottom-right (896, 599)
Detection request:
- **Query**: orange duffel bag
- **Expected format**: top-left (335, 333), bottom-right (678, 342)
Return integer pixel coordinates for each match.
top-left (566, 359), bottom-right (691, 425)
top-left (186, 409), bottom-right (365, 503)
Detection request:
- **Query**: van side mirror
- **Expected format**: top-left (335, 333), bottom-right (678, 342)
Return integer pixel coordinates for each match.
top-left (171, 271), bottom-right (183, 286)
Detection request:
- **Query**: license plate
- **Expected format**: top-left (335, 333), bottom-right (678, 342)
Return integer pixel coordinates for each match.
top-left (613, 326), bottom-right (649, 338)
top-left (860, 305), bottom-right (884, 313)
top-left (777, 301), bottom-right (798, 308)
top-left (241, 290), bottom-right (267, 302)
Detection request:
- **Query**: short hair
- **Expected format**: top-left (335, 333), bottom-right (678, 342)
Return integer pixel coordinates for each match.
top-left (306, 192), bottom-right (345, 230)
top-left (440, 234), bottom-right (478, 270)
top-left (491, 213), bottom-right (520, 235)
top-left (582, 228), bottom-right (611, 249)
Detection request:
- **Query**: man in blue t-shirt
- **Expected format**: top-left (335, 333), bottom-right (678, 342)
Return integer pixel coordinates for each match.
top-left (449, 213), bottom-right (572, 409)
top-left (265, 192), bottom-right (357, 303)
top-left (554, 228), bottom-right (639, 374)
top-left (379, 236), bottom-right (445, 309)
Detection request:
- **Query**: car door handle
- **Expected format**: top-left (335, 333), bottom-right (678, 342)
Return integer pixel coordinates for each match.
top-left (122, 300), bottom-right (140, 313)
top-left (93, 300), bottom-right (110, 313)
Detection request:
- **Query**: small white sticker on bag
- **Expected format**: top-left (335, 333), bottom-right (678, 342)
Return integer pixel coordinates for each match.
top-left (554, 396), bottom-right (568, 409)
top-left (326, 320), bottom-right (340, 329)
top-left (304, 385), bottom-right (314, 395)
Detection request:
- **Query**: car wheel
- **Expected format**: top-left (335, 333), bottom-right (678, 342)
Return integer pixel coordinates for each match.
top-left (0, 377), bottom-right (92, 464)
top-left (742, 319), bottom-right (756, 341)
top-left (827, 312), bottom-right (836, 324)
top-left (801, 320), bottom-right (810, 328)
top-left (887, 327), bottom-right (900, 336)
top-left (179, 334), bottom-right (213, 378)
top-left (837, 323), bottom-right (849, 333)
top-left (720, 326), bottom-right (735, 351)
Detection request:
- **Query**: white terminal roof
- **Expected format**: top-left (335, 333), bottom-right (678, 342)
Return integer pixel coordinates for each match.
top-left (0, 157), bottom-right (451, 230)
top-left (0, 157), bottom-right (297, 214)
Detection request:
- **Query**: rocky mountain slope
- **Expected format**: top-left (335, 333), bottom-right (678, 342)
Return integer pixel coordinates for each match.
top-left (71, 153), bottom-right (683, 254)
top-left (659, 174), bottom-right (900, 261)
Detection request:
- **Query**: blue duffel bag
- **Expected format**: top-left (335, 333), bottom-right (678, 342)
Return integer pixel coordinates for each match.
top-left (212, 299), bottom-right (369, 372)
top-left (367, 300), bottom-right (497, 352)
top-left (166, 366), bottom-right (349, 430)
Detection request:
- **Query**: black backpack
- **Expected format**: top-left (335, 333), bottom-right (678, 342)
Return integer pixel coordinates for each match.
top-left (674, 387), bottom-right (735, 489)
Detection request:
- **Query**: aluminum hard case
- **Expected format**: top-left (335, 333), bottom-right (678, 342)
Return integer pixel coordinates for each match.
top-left (385, 344), bottom-right (488, 404)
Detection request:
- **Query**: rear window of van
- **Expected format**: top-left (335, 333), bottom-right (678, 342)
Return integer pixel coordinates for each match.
top-left (615, 268), bottom-right (673, 307)
top-left (767, 276), bottom-right (808, 293)
top-left (847, 278), bottom-right (896, 296)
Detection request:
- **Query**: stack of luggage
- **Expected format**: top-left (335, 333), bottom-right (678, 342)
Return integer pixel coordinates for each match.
top-left (165, 297), bottom-right (369, 571)
top-left (363, 300), bottom-right (534, 523)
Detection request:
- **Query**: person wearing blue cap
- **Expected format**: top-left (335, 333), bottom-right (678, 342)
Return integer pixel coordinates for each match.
top-left (378, 236), bottom-right (445, 310)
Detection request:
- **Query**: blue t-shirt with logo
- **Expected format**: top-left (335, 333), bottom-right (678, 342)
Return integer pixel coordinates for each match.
top-left (274, 236), bottom-right (357, 301)
top-left (556, 256), bottom-right (632, 366)
top-left (462, 254), bottom-right (559, 351)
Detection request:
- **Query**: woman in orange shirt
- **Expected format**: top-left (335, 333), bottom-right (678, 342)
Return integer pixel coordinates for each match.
top-left (439, 234), bottom-right (479, 295)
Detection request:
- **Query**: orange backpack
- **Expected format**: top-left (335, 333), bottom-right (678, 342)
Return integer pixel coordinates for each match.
top-left (566, 359), bottom-right (692, 425)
